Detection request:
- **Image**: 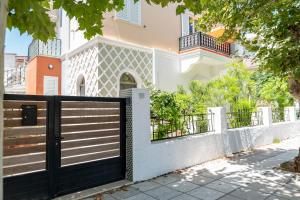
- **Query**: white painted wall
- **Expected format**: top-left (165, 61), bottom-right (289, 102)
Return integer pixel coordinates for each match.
top-left (153, 49), bottom-right (184, 91)
top-left (128, 89), bottom-right (300, 182)
top-left (4, 53), bottom-right (16, 70)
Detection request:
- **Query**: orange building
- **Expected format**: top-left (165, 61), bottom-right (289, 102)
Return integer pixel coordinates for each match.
top-left (26, 56), bottom-right (61, 95)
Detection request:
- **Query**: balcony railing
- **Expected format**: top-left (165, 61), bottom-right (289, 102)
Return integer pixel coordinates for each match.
top-left (28, 39), bottom-right (61, 59)
top-left (179, 32), bottom-right (231, 55)
top-left (4, 65), bottom-right (26, 87)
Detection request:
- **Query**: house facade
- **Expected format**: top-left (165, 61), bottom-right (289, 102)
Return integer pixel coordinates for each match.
top-left (34, 0), bottom-right (245, 97)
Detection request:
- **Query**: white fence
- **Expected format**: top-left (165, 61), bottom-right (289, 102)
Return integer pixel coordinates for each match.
top-left (121, 89), bottom-right (300, 182)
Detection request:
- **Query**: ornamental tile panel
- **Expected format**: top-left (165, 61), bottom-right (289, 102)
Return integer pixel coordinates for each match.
top-left (66, 40), bottom-right (152, 97)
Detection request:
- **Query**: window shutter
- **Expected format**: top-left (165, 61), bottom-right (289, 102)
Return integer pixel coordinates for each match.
top-left (130, 0), bottom-right (141, 25)
top-left (116, 0), bottom-right (129, 21)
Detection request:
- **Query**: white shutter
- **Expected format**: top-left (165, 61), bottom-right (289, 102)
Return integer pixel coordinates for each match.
top-left (181, 13), bottom-right (190, 36)
top-left (130, 0), bottom-right (141, 25)
top-left (116, 0), bottom-right (130, 21)
top-left (44, 76), bottom-right (58, 95)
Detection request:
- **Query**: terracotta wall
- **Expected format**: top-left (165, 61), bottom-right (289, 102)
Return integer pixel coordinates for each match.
top-left (25, 56), bottom-right (61, 95)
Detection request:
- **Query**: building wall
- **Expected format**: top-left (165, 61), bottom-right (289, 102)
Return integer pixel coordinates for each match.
top-left (4, 53), bottom-right (16, 70)
top-left (61, 1), bottom-right (181, 54)
top-left (26, 56), bottom-right (61, 95)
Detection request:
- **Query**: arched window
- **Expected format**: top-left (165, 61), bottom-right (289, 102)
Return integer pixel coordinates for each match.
top-left (77, 75), bottom-right (85, 96)
top-left (120, 72), bottom-right (137, 91)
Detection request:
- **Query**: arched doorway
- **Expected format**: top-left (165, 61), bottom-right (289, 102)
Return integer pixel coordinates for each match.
top-left (119, 72), bottom-right (137, 91)
top-left (77, 75), bottom-right (85, 96)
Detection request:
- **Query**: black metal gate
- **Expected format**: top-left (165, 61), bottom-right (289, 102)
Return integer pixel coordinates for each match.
top-left (3, 94), bottom-right (126, 200)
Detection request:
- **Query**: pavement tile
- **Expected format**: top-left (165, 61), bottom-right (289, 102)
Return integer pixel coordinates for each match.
top-left (110, 186), bottom-right (141, 200)
top-left (265, 195), bottom-right (290, 200)
top-left (189, 175), bottom-right (216, 186)
top-left (205, 180), bottom-right (240, 193)
top-left (123, 193), bottom-right (156, 200)
top-left (166, 180), bottom-right (199, 193)
top-left (170, 194), bottom-right (200, 200)
top-left (274, 186), bottom-right (300, 200)
top-left (187, 186), bottom-right (225, 200)
top-left (217, 195), bottom-right (243, 200)
top-left (229, 187), bottom-right (271, 200)
top-left (132, 181), bottom-right (161, 192)
top-left (152, 174), bottom-right (180, 185)
top-left (145, 186), bottom-right (182, 200)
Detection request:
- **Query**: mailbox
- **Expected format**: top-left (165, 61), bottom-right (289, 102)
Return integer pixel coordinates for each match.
top-left (21, 105), bottom-right (37, 126)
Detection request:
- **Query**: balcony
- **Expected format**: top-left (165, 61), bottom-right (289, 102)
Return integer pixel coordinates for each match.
top-left (4, 65), bottom-right (26, 94)
top-left (28, 39), bottom-right (61, 59)
top-left (179, 32), bottom-right (231, 56)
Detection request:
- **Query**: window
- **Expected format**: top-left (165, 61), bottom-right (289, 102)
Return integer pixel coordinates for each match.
top-left (120, 72), bottom-right (137, 91)
top-left (116, 0), bottom-right (141, 25)
top-left (77, 75), bottom-right (85, 96)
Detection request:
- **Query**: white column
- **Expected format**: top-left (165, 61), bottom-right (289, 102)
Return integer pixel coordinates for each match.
top-left (258, 107), bottom-right (272, 126)
top-left (284, 106), bottom-right (297, 122)
top-left (208, 107), bottom-right (232, 157)
top-left (120, 88), bottom-right (151, 182)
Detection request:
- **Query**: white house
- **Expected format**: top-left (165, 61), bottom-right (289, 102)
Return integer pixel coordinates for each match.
top-left (36, 0), bottom-right (248, 97)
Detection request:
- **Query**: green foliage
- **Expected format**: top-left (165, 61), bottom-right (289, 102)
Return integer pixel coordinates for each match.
top-left (252, 71), bottom-right (294, 109)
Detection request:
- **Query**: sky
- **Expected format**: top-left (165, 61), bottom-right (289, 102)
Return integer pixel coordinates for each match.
top-left (5, 28), bottom-right (32, 56)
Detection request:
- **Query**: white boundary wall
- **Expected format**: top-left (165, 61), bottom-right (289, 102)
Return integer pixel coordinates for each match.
top-left (126, 88), bottom-right (300, 182)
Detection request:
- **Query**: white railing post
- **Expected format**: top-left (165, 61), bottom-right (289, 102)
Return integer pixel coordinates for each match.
top-left (258, 107), bottom-right (272, 127)
top-left (284, 106), bottom-right (297, 122)
top-left (208, 107), bottom-right (232, 156)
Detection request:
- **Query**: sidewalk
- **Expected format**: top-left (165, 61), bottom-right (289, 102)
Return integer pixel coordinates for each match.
top-left (84, 136), bottom-right (300, 200)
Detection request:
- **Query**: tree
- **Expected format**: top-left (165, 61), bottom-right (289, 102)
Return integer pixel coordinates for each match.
top-left (176, 0), bottom-right (300, 100)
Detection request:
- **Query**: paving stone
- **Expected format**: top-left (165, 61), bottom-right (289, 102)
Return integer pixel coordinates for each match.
top-left (229, 187), bottom-right (270, 200)
top-left (152, 175), bottom-right (179, 185)
top-left (85, 193), bottom-right (116, 200)
top-left (166, 180), bottom-right (199, 193)
top-left (217, 195), bottom-right (243, 200)
top-left (198, 170), bottom-right (224, 180)
top-left (265, 195), bottom-right (289, 200)
top-left (245, 179), bottom-right (282, 194)
top-left (110, 186), bottom-right (141, 200)
top-left (145, 186), bottom-right (182, 200)
top-left (170, 194), bottom-right (200, 200)
top-left (132, 181), bottom-right (161, 192)
top-left (189, 175), bottom-right (215, 186)
top-left (205, 180), bottom-right (239, 193)
top-left (274, 186), bottom-right (300, 200)
top-left (123, 193), bottom-right (156, 200)
top-left (187, 186), bottom-right (225, 200)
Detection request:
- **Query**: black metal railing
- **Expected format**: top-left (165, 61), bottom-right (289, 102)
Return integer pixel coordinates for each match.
top-left (272, 108), bottom-right (290, 123)
top-left (28, 39), bottom-right (61, 59)
top-left (227, 109), bottom-right (263, 129)
top-left (179, 32), bottom-right (231, 55)
top-left (151, 112), bottom-right (215, 141)
top-left (4, 66), bottom-right (26, 87)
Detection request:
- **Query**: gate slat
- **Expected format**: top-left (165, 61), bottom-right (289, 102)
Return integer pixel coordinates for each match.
top-left (61, 116), bottom-right (119, 125)
top-left (4, 135), bottom-right (45, 146)
top-left (4, 162), bottom-right (45, 176)
top-left (62, 143), bottom-right (120, 157)
top-left (62, 101), bottom-right (119, 109)
top-left (4, 101), bottom-right (47, 109)
top-left (61, 136), bottom-right (119, 149)
top-left (61, 109), bottom-right (120, 116)
top-left (4, 118), bottom-right (46, 127)
top-left (61, 149), bottom-right (120, 166)
top-left (62, 130), bottom-right (119, 140)
top-left (4, 144), bottom-right (46, 156)
top-left (4, 110), bottom-right (46, 118)
top-left (4, 153), bottom-right (45, 166)
top-left (61, 122), bottom-right (120, 133)
top-left (4, 126), bottom-right (46, 136)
